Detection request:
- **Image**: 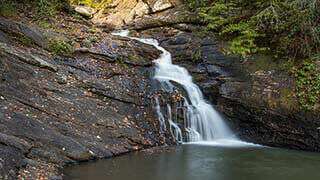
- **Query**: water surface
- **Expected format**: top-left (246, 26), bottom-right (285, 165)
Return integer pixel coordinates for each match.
top-left (64, 144), bottom-right (320, 180)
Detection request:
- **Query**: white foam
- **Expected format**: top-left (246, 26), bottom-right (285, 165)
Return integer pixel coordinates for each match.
top-left (185, 139), bottom-right (262, 148)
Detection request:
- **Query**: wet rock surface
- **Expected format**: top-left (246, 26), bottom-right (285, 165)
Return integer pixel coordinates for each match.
top-left (153, 29), bottom-right (320, 152)
top-left (0, 17), bottom-right (175, 179)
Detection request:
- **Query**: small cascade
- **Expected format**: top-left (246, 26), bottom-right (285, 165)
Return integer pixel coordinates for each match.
top-left (154, 96), bottom-right (183, 142)
top-left (154, 96), bottom-right (166, 133)
top-left (182, 97), bottom-right (202, 142)
top-left (166, 104), bottom-right (183, 143)
top-left (112, 30), bottom-right (249, 145)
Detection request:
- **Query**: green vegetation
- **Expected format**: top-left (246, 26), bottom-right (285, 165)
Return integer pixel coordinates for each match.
top-left (48, 39), bottom-right (73, 55)
top-left (0, 0), bottom-right (112, 19)
top-left (0, 0), bottom-right (70, 18)
top-left (279, 87), bottom-right (296, 110)
top-left (0, 1), bottom-right (16, 17)
top-left (191, 48), bottom-right (202, 62)
top-left (83, 36), bottom-right (98, 48)
top-left (70, 0), bottom-right (112, 9)
top-left (37, 19), bottom-right (53, 29)
top-left (36, 0), bottom-right (58, 17)
top-left (188, 0), bottom-right (320, 110)
top-left (188, 0), bottom-right (319, 60)
top-left (293, 59), bottom-right (320, 110)
top-left (18, 36), bottom-right (34, 46)
top-left (34, 0), bottom-right (70, 17)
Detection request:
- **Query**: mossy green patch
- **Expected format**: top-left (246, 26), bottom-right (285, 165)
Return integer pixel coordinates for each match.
top-left (279, 88), bottom-right (297, 110)
top-left (18, 36), bottom-right (34, 46)
top-left (82, 36), bottom-right (98, 48)
top-left (191, 48), bottom-right (202, 63)
top-left (37, 20), bottom-right (53, 29)
top-left (127, 55), bottom-right (140, 63)
top-left (70, 0), bottom-right (112, 9)
top-left (293, 59), bottom-right (320, 110)
top-left (48, 39), bottom-right (73, 55)
top-left (0, 1), bottom-right (16, 17)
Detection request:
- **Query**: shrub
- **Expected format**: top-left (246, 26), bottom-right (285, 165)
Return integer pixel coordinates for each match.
top-left (35, 0), bottom-right (70, 17)
top-left (0, 1), bottom-right (16, 17)
top-left (48, 39), bottom-right (73, 55)
top-left (294, 59), bottom-right (320, 110)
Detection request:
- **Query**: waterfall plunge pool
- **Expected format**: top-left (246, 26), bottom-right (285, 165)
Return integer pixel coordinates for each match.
top-left (64, 31), bottom-right (320, 180)
top-left (64, 144), bottom-right (320, 180)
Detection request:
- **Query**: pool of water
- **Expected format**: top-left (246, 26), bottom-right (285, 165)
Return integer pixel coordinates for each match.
top-left (64, 144), bottom-right (320, 180)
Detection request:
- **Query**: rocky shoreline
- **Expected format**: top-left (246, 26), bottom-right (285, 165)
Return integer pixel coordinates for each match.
top-left (1, 0), bottom-right (320, 179)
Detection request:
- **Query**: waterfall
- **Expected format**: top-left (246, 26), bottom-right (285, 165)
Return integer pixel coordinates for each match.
top-left (154, 96), bottom-right (167, 134)
top-left (112, 30), bottom-right (252, 146)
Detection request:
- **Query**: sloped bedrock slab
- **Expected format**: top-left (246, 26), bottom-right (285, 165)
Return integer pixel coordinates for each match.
top-left (0, 42), bottom-right (57, 72)
top-left (0, 17), bottom-right (47, 48)
top-left (0, 24), bottom-right (172, 180)
top-left (0, 112), bottom-right (92, 161)
top-left (0, 145), bottom-right (24, 180)
top-left (90, 36), bottom-right (161, 66)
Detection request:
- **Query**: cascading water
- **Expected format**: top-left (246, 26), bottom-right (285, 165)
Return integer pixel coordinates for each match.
top-left (112, 30), bottom-right (251, 146)
top-left (154, 96), bottom-right (167, 134)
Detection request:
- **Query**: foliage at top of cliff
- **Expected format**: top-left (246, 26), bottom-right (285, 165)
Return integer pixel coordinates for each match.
top-left (187, 0), bottom-right (320, 110)
top-left (187, 0), bottom-right (320, 61)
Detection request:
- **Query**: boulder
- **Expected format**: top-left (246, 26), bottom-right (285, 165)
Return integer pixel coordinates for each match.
top-left (152, 0), bottom-right (174, 13)
top-left (75, 6), bottom-right (96, 18)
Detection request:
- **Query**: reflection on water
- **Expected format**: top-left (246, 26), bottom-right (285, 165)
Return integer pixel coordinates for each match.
top-left (64, 145), bottom-right (320, 180)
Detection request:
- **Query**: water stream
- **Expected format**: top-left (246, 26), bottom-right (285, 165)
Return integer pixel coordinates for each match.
top-left (111, 30), bottom-right (247, 146)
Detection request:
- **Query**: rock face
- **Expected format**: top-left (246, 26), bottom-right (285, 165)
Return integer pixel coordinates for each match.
top-left (1, 1), bottom-right (320, 179)
top-left (0, 17), bottom-right (175, 179)
top-left (75, 6), bottom-right (96, 18)
top-left (0, 17), bottom-right (47, 48)
top-left (156, 30), bottom-right (320, 152)
top-left (92, 0), bottom-right (182, 28)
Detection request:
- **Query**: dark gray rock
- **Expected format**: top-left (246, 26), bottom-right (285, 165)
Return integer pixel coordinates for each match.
top-left (0, 17), bottom-right (47, 48)
top-left (0, 30), bottom-right (9, 44)
top-left (0, 145), bottom-right (24, 180)
top-left (0, 19), bottom-right (173, 179)
top-left (206, 64), bottom-right (228, 77)
top-left (166, 35), bottom-right (190, 45)
top-left (0, 133), bottom-right (32, 154)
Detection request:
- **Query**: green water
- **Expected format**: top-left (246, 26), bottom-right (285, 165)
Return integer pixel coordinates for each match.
top-left (64, 144), bottom-right (320, 180)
